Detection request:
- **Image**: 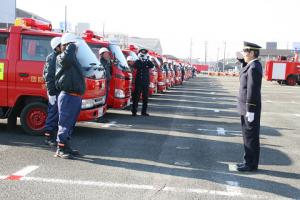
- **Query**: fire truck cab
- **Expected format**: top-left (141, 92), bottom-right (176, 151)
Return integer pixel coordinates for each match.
top-left (0, 18), bottom-right (106, 135)
top-left (83, 30), bottom-right (132, 109)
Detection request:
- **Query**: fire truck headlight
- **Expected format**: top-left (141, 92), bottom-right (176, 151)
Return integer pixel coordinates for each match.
top-left (149, 83), bottom-right (155, 88)
top-left (81, 99), bottom-right (94, 109)
top-left (158, 82), bottom-right (165, 86)
top-left (115, 89), bottom-right (125, 98)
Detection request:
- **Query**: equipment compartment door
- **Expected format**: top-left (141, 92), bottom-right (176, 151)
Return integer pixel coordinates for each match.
top-left (272, 63), bottom-right (286, 80)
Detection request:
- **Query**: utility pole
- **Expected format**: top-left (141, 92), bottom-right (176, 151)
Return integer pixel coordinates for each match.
top-left (223, 41), bottom-right (226, 72)
top-left (216, 47), bottom-right (219, 71)
top-left (64, 5), bottom-right (67, 32)
top-left (190, 38), bottom-right (193, 66)
top-left (102, 22), bottom-right (105, 39)
top-left (204, 41), bottom-right (207, 64)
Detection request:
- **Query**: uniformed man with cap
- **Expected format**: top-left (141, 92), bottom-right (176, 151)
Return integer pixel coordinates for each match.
top-left (236, 41), bottom-right (262, 172)
top-left (131, 48), bottom-right (154, 116)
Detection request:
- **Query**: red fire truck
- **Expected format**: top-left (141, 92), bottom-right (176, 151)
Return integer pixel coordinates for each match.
top-left (83, 30), bottom-right (132, 109)
top-left (265, 58), bottom-right (300, 86)
top-left (155, 55), bottom-right (167, 93)
top-left (0, 18), bottom-right (107, 135)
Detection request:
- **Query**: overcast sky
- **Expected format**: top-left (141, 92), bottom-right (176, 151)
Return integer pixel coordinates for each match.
top-left (16, 0), bottom-right (300, 60)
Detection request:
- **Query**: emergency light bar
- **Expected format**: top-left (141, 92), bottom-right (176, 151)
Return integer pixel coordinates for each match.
top-left (128, 44), bottom-right (139, 52)
top-left (15, 18), bottom-right (52, 31)
top-left (83, 30), bottom-right (103, 40)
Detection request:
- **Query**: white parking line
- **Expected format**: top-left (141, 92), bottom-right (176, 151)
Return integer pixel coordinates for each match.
top-left (0, 145), bottom-right (9, 152)
top-left (176, 146), bottom-right (190, 150)
top-left (228, 164), bottom-right (238, 172)
top-left (197, 128), bottom-right (241, 135)
top-left (174, 161), bottom-right (191, 167)
top-left (217, 128), bottom-right (226, 135)
top-left (24, 177), bottom-right (154, 190)
top-left (226, 181), bottom-right (242, 195)
top-left (4, 165), bottom-right (39, 180)
top-left (1, 176), bottom-right (267, 198)
top-left (12, 166), bottom-right (39, 177)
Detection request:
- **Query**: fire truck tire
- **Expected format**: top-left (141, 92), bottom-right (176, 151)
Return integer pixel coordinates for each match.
top-left (20, 102), bottom-right (48, 136)
top-left (287, 76), bottom-right (297, 86)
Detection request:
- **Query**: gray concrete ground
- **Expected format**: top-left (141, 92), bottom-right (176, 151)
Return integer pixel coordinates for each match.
top-left (0, 75), bottom-right (300, 200)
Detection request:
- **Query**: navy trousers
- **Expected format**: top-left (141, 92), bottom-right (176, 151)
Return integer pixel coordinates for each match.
top-left (241, 111), bottom-right (261, 168)
top-left (56, 91), bottom-right (82, 144)
top-left (131, 84), bottom-right (149, 114)
top-left (44, 96), bottom-right (58, 135)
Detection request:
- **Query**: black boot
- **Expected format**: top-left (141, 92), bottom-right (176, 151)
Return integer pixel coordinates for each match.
top-left (44, 133), bottom-right (57, 147)
top-left (65, 141), bottom-right (80, 156)
top-left (54, 143), bottom-right (73, 159)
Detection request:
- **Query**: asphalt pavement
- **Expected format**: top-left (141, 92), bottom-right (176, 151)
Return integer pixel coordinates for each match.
top-left (0, 75), bottom-right (300, 200)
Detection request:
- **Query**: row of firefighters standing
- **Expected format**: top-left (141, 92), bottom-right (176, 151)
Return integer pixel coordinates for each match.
top-left (43, 33), bottom-right (194, 159)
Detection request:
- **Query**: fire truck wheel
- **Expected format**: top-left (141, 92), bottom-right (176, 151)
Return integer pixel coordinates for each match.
top-left (20, 102), bottom-right (48, 136)
top-left (287, 76), bottom-right (297, 86)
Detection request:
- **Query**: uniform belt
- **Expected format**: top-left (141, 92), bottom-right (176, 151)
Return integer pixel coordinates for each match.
top-left (68, 92), bottom-right (81, 97)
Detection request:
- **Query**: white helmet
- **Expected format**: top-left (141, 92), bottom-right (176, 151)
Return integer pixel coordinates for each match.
top-left (61, 33), bottom-right (77, 45)
top-left (127, 56), bottom-right (135, 62)
top-left (99, 47), bottom-right (109, 55)
top-left (50, 37), bottom-right (61, 50)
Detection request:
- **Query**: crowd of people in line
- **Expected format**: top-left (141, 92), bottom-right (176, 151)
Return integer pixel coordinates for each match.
top-left (43, 33), bottom-right (263, 173)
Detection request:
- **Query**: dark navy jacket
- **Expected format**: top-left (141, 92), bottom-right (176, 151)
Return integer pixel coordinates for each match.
top-left (237, 59), bottom-right (262, 115)
top-left (55, 43), bottom-right (86, 95)
top-left (134, 59), bottom-right (154, 86)
top-left (100, 58), bottom-right (112, 81)
top-left (43, 51), bottom-right (60, 96)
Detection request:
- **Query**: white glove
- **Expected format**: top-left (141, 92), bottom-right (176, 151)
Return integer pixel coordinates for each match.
top-left (236, 51), bottom-right (243, 59)
top-left (246, 112), bottom-right (254, 122)
top-left (48, 95), bottom-right (56, 105)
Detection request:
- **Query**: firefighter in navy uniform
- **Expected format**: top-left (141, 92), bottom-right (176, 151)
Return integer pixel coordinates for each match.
top-left (55, 33), bottom-right (86, 159)
top-left (98, 47), bottom-right (112, 123)
top-left (131, 49), bottom-right (154, 116)
top-left (43, 37), bottom-right (61, 146)
top-left (236, 42), bottom-right (262, 172)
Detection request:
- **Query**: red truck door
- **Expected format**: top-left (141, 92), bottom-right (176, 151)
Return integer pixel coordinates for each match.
top-left (0, 33), bottom-right (8, 106)
top-left (15, 35), bottom-right (52, 97)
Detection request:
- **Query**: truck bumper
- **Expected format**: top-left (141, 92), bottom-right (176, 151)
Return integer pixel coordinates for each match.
top-left (78, 104), bottom-right (107, 121)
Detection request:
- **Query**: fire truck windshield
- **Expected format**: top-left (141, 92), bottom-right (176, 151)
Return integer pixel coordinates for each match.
top-left (109, 44), bottom-right (131, 72)
top-left (129, 51), bottom-right (138, 61)
top-left (76, 38), bottom-right (105, 80)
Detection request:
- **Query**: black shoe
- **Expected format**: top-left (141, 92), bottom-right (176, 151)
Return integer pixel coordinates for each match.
top-left (141, 113), bottom-right (150, 116)
top-left (44, 134), bottom-right (57, 147)
top-left (236, 162), bottom-right (246, 168)
top-left (132, 112), bottom-right (137, 116)
top-left (237, 164), bottom-right (257, 172)
top-left (65, 141), bottom-right (80, 156)
top-left (54, 144), bottom-right (73, 159)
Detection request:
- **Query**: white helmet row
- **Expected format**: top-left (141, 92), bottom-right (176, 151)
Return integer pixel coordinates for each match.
top-left (50, 37), bottom-right (61, 50)
top-left (61, 33), bottom-right (77, 45)
top-left (99, 47), bottom-right (109, 55)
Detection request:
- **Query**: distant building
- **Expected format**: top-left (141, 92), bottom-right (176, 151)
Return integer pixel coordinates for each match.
top-left (259, 49), bottom-right (293, 67)
top-left (75, 23), bottom-right (90, 36)
top-left (266, 42), bottom-right (277, 50)
top-left (128, 37), bottom-right (162, 54)
top-left (0, 8), bottom-right (51, 28)
top-left (104, 33), bottom-right (163, 54)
